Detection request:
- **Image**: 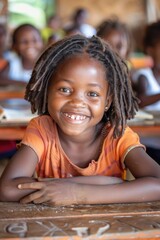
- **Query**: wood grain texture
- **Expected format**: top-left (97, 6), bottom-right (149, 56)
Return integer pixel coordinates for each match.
top-left (0, 201), bottom-right (159, 239)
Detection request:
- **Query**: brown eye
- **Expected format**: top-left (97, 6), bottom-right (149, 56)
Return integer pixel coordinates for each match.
top-left (88, 91), bottom-right (99, 97)
top-left (59, 87), bottom-right (71, 93)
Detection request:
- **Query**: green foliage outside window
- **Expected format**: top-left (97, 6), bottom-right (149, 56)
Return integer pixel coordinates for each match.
top-left (8, 0), bottom-right (56, 29)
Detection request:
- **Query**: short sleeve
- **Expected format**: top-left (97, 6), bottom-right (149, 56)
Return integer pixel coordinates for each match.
top-left (20, 117), bottom-right (45, 160)
top-left (117, 126), bottom-right (145, 164)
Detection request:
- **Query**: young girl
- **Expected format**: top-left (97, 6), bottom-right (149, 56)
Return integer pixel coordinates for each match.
top-left (0, 23), bottom-right (43, 86)
top-left (0, 35), bottom-right (159, 206)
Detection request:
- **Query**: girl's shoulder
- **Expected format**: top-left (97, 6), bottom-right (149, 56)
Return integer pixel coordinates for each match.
top-left (30, 114), bottom-right (55, 125)
top-left (28, 115), bottom-right (56, 130)
top-left (106, 125), bottom-right (141, 143)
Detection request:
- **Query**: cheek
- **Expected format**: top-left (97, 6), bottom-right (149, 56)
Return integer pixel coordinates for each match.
top-left (92, 100), bottom-right (105, 116)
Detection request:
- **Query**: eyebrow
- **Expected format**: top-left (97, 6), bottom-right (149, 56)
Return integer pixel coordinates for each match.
top-left (59, 79), bottom-right (104, 89)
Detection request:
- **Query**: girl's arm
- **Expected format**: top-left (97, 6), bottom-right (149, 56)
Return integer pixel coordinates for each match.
top-left (38, 176), bottom-right (123, 185)
top-left (18, 147), bottom-right (160, 205)
top-left (136, 75), bottom-right (160, 108)
top-left (0, 144), bottom-right (123, 202)
top-left (0, 145), bottom-right (38, 201)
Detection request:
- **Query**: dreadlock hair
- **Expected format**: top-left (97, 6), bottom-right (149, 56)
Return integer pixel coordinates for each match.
top-left (25, 34), bottom-right (139, 138)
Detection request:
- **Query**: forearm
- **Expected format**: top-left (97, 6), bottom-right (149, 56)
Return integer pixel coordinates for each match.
top-left (0, 177), bottom-right (37, 202)
top-left (67, 175), bottom-right (123, 185)
top-left (139, 93), bottom-right (160, 108)
top-left (75, 177), bottom-right (160, 205)
top-left (40, 176), bottom-right (123, 185)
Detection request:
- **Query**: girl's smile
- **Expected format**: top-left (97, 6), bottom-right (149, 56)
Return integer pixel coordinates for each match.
top-left (47, 54), bottom-right (111, 137)
top-left (62, 112), bottom-right (88, 124)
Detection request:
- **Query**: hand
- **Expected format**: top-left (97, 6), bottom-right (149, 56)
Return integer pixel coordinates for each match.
top-left (18, 179), bottom-right (78, 206)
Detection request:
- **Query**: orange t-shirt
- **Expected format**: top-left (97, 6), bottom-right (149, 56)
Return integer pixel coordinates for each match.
top-left (21, 115), bottom-right (144, 179)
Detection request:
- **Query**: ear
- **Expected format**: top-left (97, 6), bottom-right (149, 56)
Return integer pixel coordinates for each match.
top-left (105, 94), bottom-right (112, 111)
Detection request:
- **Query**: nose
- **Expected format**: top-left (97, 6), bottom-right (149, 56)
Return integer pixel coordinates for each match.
top-left (69, 92), bottom-right (86, 108)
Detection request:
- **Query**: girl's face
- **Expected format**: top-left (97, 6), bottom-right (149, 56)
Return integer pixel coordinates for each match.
top-left (13, 27), bottom-right (43, 61)
top-left (103, 30), bottom-right (128, 59)
top-left (48, 54), bottom-right (111, 137)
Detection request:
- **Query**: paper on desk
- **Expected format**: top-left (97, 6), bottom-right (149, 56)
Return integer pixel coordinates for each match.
top-left (127, 109), bottom-right (154, 126)
top-left (0, 98), bottom-right (37, 124)
top-left (0, 107), bottom-right (36, 123)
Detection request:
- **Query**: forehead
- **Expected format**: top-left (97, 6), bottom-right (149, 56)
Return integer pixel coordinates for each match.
top-left (103, 29), bottom-right (127, 42)
top-left (15, 27), bottom-right (40, 40)
top-left (56, 53), bottom-right (106, 72)
top-left (49, 53), bottom-right (107, 88)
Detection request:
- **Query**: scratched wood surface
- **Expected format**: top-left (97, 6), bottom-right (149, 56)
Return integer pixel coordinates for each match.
top-left (0, 201), bottom-right (160, 239)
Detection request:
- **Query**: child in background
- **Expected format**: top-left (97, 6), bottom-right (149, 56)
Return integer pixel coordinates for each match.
top-left (132, 20), bottom-right (160, 164)
top-left (0, 24), bottom-right (43, 167)
top-left (41, 15), bottom-right (64, 45)
top-left (65, 8), bottom-right (96, 38)
top-left (0, 24), bottom-right (11, 84)
top-left (0, 23), bottom-right (43, 87)
top-left (96, 18), bottom-right (131, 60)
top-left (0, 24), bottom-right (9, 69)
top-left (132, 21), bottom-right (160, 110)
top-left (0, 35), bottom-right (159, 205)
top-left (0, 24), bottom-right (17, 162)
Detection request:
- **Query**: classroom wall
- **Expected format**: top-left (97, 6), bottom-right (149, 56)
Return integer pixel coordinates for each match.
top-left (57, 0), bottom-right (160, 51)
top-left (58, 0), bottom-right (146, 27)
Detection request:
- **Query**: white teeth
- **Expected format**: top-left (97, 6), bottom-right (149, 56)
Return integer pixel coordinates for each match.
top-left (64, 113), bottom-right (86, 120)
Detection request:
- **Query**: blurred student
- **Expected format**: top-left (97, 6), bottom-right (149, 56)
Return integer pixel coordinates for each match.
top-left (96, 18), bottom-right (132, 60)
top-left (0, 24), bottom-right (43, 164)
top-left (0, 24), bottom-right (11, 83)
top-left (64, 26), bottom-right (81, 37)
top-left (96, 18), bottom-right (136, 93)
top-left (41, 15), bottom-right (64, 45)
top-left (132, 21), bottom-right (160, 110)
top-left (65, 8), bottom-right (96, 38)
top-left (131, 20), bottom-right (160, 164)
top-left (0, 23), bottom-right (43, 87)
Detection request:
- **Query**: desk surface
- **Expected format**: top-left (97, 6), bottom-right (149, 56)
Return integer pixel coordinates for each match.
top-left (0, 124), bottom-right (160, 140)
top-left (0, 201), bottom-right (160, 239)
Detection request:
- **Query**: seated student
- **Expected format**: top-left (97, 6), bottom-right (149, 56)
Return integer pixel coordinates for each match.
top-left (65, 8), bottom-right (96, 38)
top-left (41, 15), bottom-right (64, 45)
top-left (132, 20), bottom-right (160, 164)
top-left (96, 18), bottom-right (136, 94)
top-left (0, 23), bottom-right (43, 87)
top-left (132, 21), bottom-right (160, 110)
top-left (96, 18), bottom-right (132, 60)
top-left (0, 35), bottom-right (159, 205)
top-left (0, 24), bottom-right (17, 163)
top-left (0, 24), bottom-right (43, 165)
top-left (0, 24), bottom-right (12, 85)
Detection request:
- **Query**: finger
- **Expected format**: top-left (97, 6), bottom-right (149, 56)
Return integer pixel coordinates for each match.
top-left (18, 182), bottom-right (45, 190)
top-left (20, 190), bottom-right (45, 204)
top-left (33, 196), bottom-right (50, 204)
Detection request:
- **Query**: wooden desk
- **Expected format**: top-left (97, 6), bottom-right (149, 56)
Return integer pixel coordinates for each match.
top-left (0, 89), bottom-right (25, 100)
top-left (0, 126), bottom-right (26, 140)
top-left (0, 201), bottom-right (159, 239)
top-left (0, 124), bottom-right (160, 140)
top-left (131, 125), bottom-right (160, 138)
